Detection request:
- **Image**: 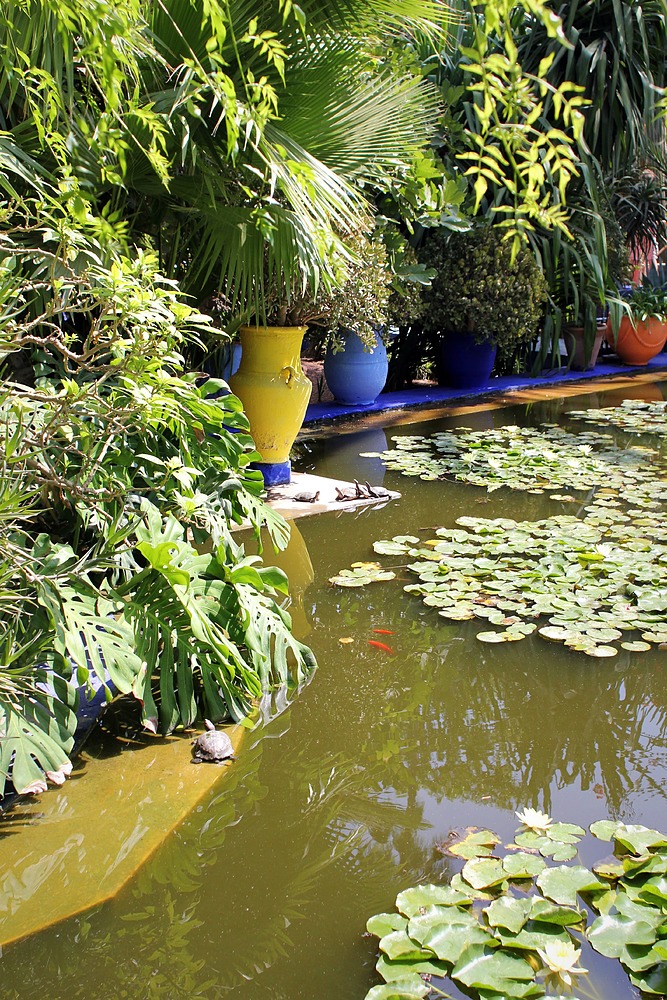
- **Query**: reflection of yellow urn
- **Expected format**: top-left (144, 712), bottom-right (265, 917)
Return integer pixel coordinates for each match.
top-left (229, 326), bottom-right (311, 486)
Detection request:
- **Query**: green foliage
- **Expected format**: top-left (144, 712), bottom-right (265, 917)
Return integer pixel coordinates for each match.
top-left (422, 0), bottom-right (588, 251)
top-left (418, 226), bottom-right (547, 348)
top-left (318, 233), bottom-right (393, 352)
top-left (625, 279), bottom-right (667, 324)
top-left (365, 814), bottom-right (667, 1000)
top-left (0, 230), bottom-right (315, 797)
top-left (516, 0), bottom-right (667, 174)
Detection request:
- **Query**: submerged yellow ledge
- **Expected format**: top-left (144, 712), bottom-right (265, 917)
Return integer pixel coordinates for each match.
top-left (0, 726), bottom-right (242, 949)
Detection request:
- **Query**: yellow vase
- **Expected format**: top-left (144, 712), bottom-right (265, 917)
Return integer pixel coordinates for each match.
top-left (229, 326), bottom-right (310, 484)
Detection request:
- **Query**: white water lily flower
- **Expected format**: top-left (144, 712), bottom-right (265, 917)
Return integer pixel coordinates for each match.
top-left (537, 940), bottom-right (588, 987)
top-left (515, 807), bottom-right (552, 832)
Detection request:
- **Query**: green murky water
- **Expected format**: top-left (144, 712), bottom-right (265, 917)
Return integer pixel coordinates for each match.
top-left (2, 382), bottom-right (667, 999)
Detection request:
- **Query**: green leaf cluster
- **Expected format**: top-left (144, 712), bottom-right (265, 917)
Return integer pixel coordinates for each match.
top-left (365, 815), bottom-right (667, 1000)
top-left (0, 235), bottom-right (315, 797)
top-left (418, 225), bottom-right (547, 348)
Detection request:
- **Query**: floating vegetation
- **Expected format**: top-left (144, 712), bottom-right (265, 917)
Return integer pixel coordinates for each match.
top-left (569, 398), bottom-right (667, 437)
top-left (360, 423), bottom-right (666, 496)
top-left (329, 562), bottom-right (396, 587)
top-left (364, 815), bottom-right (667, 1000)
top-left (343, 410), bottom-right (667, 655)
top-left (331, 509), bottom-right (667, 655)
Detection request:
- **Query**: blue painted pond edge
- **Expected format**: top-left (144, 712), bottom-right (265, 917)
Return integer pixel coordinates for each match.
top-left (304, 353), bottom-right (667, 425)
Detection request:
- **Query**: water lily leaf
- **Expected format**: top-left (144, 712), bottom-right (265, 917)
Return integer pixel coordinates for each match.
top-left (593, 859), bottom-right (625, 880)
top-left (452, 944), bottom-right (536, 996)
top-left (513, 831), bottom-right (551, 852)
top-left (408, 907), bottom-right (495, 963)
top-left (373, 537), bottom-right (420, 556)
top-left (365, 975), bottom-right (429, 1000)
top-left (622, 941), bottom-right (667, 973)
top-left (629, 962), bottom-right (667, 995)
top-left (462, 858), bottom-right (509, 891)
top-left (539, 842), bottom-right (578, 862)
top-left (378, 930), bottom-right (436, 962)
top-left (450, 873), bottom-right (496, 901)
top-left (528, 898), bottom-right (585, 926)
top-left (584, 644), bottom-right (618, 658)
top-left (620, 640), bottom-right (652, 651)
top-left (477, 630), bottom-right (524, 643)
top-left (612, 824), bottom-right (667, 856)
top-left (638, 876), bottom-right (667, 908)
top-left (494, 920), bottom-right (573, 952)
top-left (484, 896), bottom-right (534, 935)
top-left (329, 565), bottom-right (396, 587)
top-left (623, 853), bottom-right (667, 878)
top-left (367, 913), bottom-right (408, 938)
top-left (536, 865), bottom-right (606, 906)
top-left (376, 955), bottom-right (449, 984)
top-left (590, 820), bottom-right (619, 841)
top-left (502, 853), bottom-right (547, 879)
top-left (641, 631), bottom-right (667, 644)
top-left (587, 911), bottom-right (659, 959)
top-left (538, 626), bottom-right (572, 642)
top-left (448, 829), bottom-right (501, 860)
top-left (548, 822), bottom-right (585, 842)
top-left (396, 884), bottom-right (472, 917)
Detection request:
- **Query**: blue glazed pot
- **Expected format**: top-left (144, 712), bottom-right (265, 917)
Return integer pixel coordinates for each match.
top-left (440, 331), bottom-right (497, 388)
top-left (324, 331), bottom-right (388, 406)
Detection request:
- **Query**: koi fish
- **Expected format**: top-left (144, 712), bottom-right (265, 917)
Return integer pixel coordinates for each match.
top-left (368, 640), bottom-right (394, 654)
top-left (372, 628), bottom-right (396, 635)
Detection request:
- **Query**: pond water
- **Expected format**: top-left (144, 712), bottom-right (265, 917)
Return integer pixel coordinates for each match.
top-left (2, 381), bottom-right (667, 999)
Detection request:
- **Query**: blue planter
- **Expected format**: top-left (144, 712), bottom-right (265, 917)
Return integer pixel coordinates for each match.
top-left (440, 332), bottom-right (497, 388)
top-left (205, 342), bottom-right (242, 382)
top-left (324, 331), bottom-right (388, 406)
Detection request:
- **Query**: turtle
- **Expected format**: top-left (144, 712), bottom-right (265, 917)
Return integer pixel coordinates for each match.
top-left (292, 490), bottom-right (320, 503)
top-left (364, 481), bottom-right (391, 499)
top-left (191, 719), bottom-right (236, 764)
top-left (335, 485), bottom-right (358, 502)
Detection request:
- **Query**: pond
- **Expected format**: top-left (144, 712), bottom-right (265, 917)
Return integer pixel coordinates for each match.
top-left (1, 379), bottom-right (667, 1000)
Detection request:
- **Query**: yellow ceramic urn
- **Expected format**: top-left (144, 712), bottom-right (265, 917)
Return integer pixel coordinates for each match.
top-left (229, 325), bottom-right (311, 485)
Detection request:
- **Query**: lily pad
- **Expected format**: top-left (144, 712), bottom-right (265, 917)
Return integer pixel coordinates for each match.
top-left (366, 977), bottom-right (429, 1000)
top-left (447, 829), bottom-right (502, 860)
top-left (329, 564), bottom-right (396, 587)
top-left (461, 857), bottom-right (509, 891)
top-left (408, 907), bottom-right (495, 963)
top-left (396, 884), bottom-right (472, 917)
top-left (451, 944), bottom-right (536, 996)
top-left (536, 865), bottom-right (606, 906)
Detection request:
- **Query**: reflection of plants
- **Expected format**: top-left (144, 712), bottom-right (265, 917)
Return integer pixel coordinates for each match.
top-left (364, 816), bottom-right (667, 1000)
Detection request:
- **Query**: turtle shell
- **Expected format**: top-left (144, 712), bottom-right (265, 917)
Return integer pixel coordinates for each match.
top-left (191, 722), bottom-right (235, 763)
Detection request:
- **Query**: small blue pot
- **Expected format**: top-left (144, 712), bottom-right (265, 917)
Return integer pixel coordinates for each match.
top-left (324, 331), bottom-right (388, 406)
top-left (440, 332), bottom-right (497, 388)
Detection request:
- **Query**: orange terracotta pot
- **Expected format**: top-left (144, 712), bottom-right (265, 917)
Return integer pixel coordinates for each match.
top-left (605, 315), bottom-right (667, 365)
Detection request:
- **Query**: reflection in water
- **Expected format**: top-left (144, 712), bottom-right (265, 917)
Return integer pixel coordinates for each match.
top-left (2, 391), bottom-right (667, 1000)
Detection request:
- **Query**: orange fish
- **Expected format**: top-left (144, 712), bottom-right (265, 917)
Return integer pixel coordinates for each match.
top-left (372, 628), bottom-right (396, 635)
top-left (368, 640), bottom-right (394, 654)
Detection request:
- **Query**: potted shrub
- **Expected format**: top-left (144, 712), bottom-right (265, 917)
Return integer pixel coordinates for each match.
top-left (605, 279), bottom-right (667, 365)
top-left (418, 226), bottom-right (547, 388)
top-left (319, 232), bottom-right (393, 406)
top-left (556, 208), bottom-right (632, 371)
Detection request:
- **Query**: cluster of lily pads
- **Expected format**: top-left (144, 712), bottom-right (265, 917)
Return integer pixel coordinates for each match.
top-left (569, 398), bottom-right (667, 437)
top-left (359, 423), bottom-right (662, 495)
top-left (331, 412), bottom-right (667, 656)
top-left (330, 510), bottom-right (667, 655)
top-left (364, 811), bottom-right (667, 1000)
